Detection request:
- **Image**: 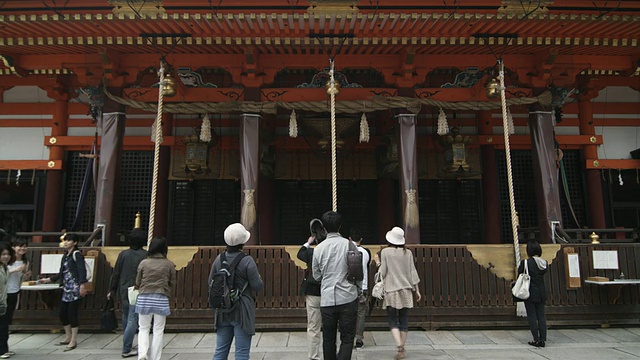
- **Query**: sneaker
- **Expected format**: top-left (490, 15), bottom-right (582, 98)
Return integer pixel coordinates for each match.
top-left (122, 350), bottom-right (138, 358)
top-left (355, 339), bottom-right (364, 348)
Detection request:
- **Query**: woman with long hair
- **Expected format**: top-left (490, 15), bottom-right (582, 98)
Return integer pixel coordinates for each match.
top-left (0, 243), bottom-right (15, 359)
top-left (135, 237), bottom-right (176, 360)
top-left (377, 227), bottom-right (421, 360)
top-left (41, 233), bottom-right (88, 352)
top-left (520, 241), bottom-right (548, 347)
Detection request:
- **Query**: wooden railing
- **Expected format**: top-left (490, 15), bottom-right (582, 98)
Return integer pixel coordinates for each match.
top-left (14, 244), bottom-right (640, 331)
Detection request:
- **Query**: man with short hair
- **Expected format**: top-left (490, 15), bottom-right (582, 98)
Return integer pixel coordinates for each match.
top-left (350, 228), bottom-right (371, 349)
top-left (108, 229), bottom-right (147, 358)
top-left (312, 211), bottom-right (360, 360)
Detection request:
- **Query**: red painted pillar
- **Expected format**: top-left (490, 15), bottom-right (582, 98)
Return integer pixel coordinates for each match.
top-left (478, 111), bottom-right (501, 243)
top-left (578, 99), bottom-right (606, 228)
top-left (41, 96), bottom-right (69, 242)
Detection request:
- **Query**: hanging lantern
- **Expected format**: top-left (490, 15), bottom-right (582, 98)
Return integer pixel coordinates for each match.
top-left (485, 78), bottom-right (500, 99)
top-left (437, 126), bottom-right (473, 176)
top-left (183, 135), bottom-right (210, 174)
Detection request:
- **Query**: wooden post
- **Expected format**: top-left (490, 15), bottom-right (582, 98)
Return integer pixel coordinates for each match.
top-left (578, 99), bottom-right (606, 229)
top-left (478, 110), bottom-right (501, 244)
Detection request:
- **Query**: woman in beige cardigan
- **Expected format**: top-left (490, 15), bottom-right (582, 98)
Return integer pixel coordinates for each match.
top-left (375, 227), bottom-right (421, 360)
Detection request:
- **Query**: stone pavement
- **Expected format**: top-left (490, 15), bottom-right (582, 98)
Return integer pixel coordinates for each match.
top-left (6, 327), bottom-right (640, 360)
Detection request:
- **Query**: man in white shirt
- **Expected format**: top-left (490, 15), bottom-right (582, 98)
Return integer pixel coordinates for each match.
top-left (350, 229), bottom-right (371, 349)
top-left (312, 211), bottom-right (359, 360)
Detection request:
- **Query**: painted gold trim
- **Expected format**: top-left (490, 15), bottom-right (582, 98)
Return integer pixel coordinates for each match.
top-left (467, 244), bottom-right (561, 281)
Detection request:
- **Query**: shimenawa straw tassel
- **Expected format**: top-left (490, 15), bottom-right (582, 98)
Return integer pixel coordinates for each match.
top-left (437, 108), bottom-right (449, 136)
top-left (359, 112), bottom-right (370, 143)
top-left (241, 189), bottom-right (256, 229)
top-left (200, 114), bottom-right (212, 142)
top-left (289, 109), bottom-right (298, 138)
top-left (506, 107), bottom-right (515, 135)
top-left (404, 189), bottom-right (419, 228)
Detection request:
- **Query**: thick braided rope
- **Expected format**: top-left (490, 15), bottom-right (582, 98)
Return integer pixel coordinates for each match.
top-left (148, 62), bottom-right (165, 247)
top-left (104, 87), bottom-right (550, 115)
top-left (329, 60), bottom-right (338, 212)
top-left (498, 61), bottom-right (521, 274)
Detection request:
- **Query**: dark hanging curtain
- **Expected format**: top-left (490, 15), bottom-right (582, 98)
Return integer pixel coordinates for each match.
top-left (71, 143), bottom-right (95, 231)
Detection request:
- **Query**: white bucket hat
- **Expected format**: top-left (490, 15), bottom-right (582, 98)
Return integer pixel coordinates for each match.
top-left (385, 226), bottom-right (405, 246)
top-left (224, 223), bottom-right (251, 246)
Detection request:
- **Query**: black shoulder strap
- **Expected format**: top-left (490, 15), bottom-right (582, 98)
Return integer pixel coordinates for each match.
top-left (228, 252), bottom-right (248, 293)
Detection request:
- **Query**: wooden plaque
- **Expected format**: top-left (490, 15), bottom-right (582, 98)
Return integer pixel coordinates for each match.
top-left (564, 247), bottom-right (581, 289)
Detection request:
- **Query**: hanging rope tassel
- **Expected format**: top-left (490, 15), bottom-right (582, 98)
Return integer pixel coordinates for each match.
top-left (15, 169), bottom-right (21, 186)
top-left (404, 189), bottom-right (419, 228)
top-left (200, 113), bottom-right (212, 143)
top-left (359, 112), bottom-right (370, 143)
top-left (241, 189), bottom-right (256, 229)
top-left (437, 108), bottom-right (449, 136)
top-left (506, 107), bottom-right (515, 135)
top-left (289, 109), bottom-right (298, 138)
top-left (31, 169), bottom-right (36, 185)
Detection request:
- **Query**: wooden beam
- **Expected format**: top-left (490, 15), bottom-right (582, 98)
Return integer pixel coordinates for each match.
top-left (478, 135), bottom-right (603, 146)
top-left (44, 136), bottom-right (176, 147)
top-left (586, 159), bottom-right (640, 169)
top-left (0, 160), bottom-right (63, 170)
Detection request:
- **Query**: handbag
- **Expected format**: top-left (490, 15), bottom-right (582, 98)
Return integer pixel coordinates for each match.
top-left (371, 271), bottom-right (385, 300)
top-left (512, 259), bottom-right (531, 301)
top-left (128, 286), bottom-right (139, 305)
top-left (100, 297), bottom-right (118, 333)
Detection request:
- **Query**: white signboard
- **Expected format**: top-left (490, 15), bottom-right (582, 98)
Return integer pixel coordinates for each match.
top-left (592, 250), bottom-right (619, 270)
top-left (40, 254), bottom-right (95, 282)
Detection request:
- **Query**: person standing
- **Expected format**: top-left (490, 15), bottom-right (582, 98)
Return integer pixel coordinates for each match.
top-left (350, 228), bottom-right (370, 349)
top-left (6, 238), bottom-right (30, 326)
top-left (0, 243), bottom-right (15, 359)
top-left (377, 227), bottom-right (421, 360)
top-left (297, 222), bottom-right (323, 360)
top-left (135, 237), bottom-right (176, 360)
top-left (211, 223), bottom-right (264, 360)
top-left (108, 229), bottom-right (147, 358)
top-left (41, 233), bottom-right (88, 352)
top-left (519, 241), bottom-right (548, 348)
top-left (312, 211), bottom-right (359, 360)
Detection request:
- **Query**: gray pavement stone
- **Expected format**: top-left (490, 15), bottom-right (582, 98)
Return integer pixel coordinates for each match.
top-left (450, 330), bottom-right (494, 344)
top-left (558, 329), bottom-right (604, 343)
top-left (482, 330), bottom-right (521, 344)
top-left (165, 332), bottom-right (206, 348)
top-left (256, 332), bottom-right (289, 348)
top-left (443, 348), bottom-right (546, 359)
top-left (598, 328), bottom-right (640, 342)
top-left (425, 330), bottom-right (463, 345)
top-left (535, 346), bottom-right (640, 360)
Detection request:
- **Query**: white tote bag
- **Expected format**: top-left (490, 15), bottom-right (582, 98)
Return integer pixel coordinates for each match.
top-left (128, 286), bottom-right (139, 305)
top-left (512, 260), bottom-right (531, 300)
top-left (371, 271), bottom-right (385, 300)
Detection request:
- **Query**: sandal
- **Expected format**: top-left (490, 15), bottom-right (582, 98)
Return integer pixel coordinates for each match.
top-left (57, 341), bottom-right (70, 346)
top-left (394, 346), bottom-right (406, 360)
top-left (528, 341), bottom-right (540, 347)
top-left (0, 353), bottom-right (12, 359)
top-left (63, 344), bottom-right (77, 352)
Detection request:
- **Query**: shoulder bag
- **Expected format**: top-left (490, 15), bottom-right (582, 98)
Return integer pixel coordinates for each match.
top-left (512, 259), bottom-right (530, 301)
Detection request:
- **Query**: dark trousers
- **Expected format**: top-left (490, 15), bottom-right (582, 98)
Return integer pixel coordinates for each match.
top-left (320, 299), bottom-right (358, 360)
top-left (6, 292), bottom-right (18, 325)
top-left (524, 301), bottom-right (547, 342)
top-left (0, 310), bottom-right (8, 354)
top-left (60, 299), bottom-right (82, 327)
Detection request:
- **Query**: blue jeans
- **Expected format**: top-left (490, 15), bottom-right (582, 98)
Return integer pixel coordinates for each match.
top-left (121, 297), bottom-right (139, 353)
top-left (213, 320), bottom-right (252, 360)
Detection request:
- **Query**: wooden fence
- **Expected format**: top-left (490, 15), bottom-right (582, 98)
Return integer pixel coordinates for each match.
top-left (14, 244), bottom-right (640, 331)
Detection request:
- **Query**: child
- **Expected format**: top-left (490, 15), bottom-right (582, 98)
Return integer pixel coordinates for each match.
top-left (0, 243), bottom-right (16, 358)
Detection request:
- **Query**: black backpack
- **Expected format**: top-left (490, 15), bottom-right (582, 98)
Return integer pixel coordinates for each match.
top-left (209, 252), bottom-right (247, 311)
top-left (346, 240), bottom-right (364, 282)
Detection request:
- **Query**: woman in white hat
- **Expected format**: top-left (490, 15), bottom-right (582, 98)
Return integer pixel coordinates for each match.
top-left (376, 227), bottom-right (421, 360)
top-left (210, 223), bottom-right (264, 360)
